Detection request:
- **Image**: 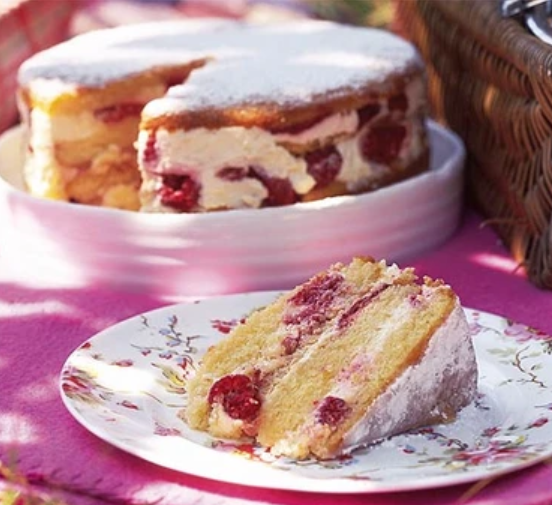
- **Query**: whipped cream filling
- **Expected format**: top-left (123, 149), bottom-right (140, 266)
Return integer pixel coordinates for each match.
top-left (145, 126), bottom-right (316, 210)
top-left (23, 149), bottom-right (63, 199)
top-left (336, 78), bottom-right (426, 190)
top-left (207, 403), bottom-right (245, 439)
top-left (28, 109), bottom-right (52, 149)
top-left (20, 111), bottom-right (64, 198)
top-left (28, 84), bottom-right (165, 143)
top-left (336, 118), bottom-right (425, 191)
top-left (141, 111), bottom-right (424, 211)
top-left (31, 108), bottom-right (103, 144)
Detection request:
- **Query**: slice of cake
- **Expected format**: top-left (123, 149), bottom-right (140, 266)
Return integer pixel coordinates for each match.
top-left (185, 257), bottom-right (478, 460)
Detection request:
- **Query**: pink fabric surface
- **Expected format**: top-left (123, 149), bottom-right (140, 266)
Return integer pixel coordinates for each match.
top-left (1, 209), bottom-right (552, 505)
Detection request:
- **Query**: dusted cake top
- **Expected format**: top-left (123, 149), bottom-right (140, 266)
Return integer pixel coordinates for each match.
top-left (19, 19), bottom-right (423, 114)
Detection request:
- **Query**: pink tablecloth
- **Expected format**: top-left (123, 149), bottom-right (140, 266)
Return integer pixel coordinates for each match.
top-left (2, 210), bottom-right (552, 505)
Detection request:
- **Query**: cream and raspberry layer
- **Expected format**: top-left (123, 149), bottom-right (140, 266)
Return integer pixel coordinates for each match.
top-left (20, 81), bottom-right (168, 211)
top-left (138, 78), bottom-right (427, 213)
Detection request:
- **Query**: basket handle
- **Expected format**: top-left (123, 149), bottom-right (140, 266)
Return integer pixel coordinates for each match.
top-left (501, 0), bottom-right (548, 17)
top-left (502, 0), bottom-right (552, 44)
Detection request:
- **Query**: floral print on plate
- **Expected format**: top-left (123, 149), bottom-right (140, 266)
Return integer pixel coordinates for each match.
top-left (60, 291), bottom-right (552, 493)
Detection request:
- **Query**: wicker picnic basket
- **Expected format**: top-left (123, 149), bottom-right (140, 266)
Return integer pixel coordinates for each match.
top-left (395, 0), bottom-right (552, 289)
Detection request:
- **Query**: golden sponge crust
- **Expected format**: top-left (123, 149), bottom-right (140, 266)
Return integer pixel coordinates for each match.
top-left (142, 69), bottom-right (421, 132)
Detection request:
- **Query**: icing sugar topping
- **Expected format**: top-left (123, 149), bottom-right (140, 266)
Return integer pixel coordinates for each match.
top-left (19, 19), bottom-right (422, 113)
top-left (342, 302), bottom-right (478, 451)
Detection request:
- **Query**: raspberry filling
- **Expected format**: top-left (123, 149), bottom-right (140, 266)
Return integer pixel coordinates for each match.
top-left (357, 103), bottom-right (381, 127)
top-left (280, 273), bottom-right (344, 354)
top-left (289, 272), bottom-right (344, 307)
top-left (94, 103), bottom-right (144, 123)
top-left (215, 165), bottom-right (298, 207)
top-left (208, 374), bottom-right (261, 421)
top-left (281, 335), bottom-right (300, 355)
top-left (337, 283), bottom-right (390, 330)
top-left (216, 166), bottom-right (248, 181)
top-left (360, 124), bottom-right (407, 164)
top-left (250, 167), bottom-right (298, 206)
top-left (141, 132), bottom-right (159, 168)
top-left (159, 173), bottom-right (200, 212)
top-left (305, 146), bottom-right (342, 189)
top-left (388, 93), bottom-right (409, 113)
top-left (316, 396), bottom-right (351, 426)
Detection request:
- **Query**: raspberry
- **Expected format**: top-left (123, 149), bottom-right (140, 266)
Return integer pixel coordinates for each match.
top-left (159, 174), bottom-right (200, 212)
top-left (283, 273), bottom-right (343, 336)
top-left (250, 167), bottom-right (298, 206)
top-left (208, 374), bottom-right (261, 421)
top-left (217, 166), bottom-right (248, 181)
top-left (305, 146), bottom-right (342, 189)
top-left (94, 103), bottom-right (143, 123)
top-left (142, 132), bottom-right (159, 167)
top-left (162, 173), bottom-right (186, 190)
top-left (316, 396), bottom-right (351, 426)
top-left (388, 93), bottom-right (408, 112)
top-left (289, 272), bottom-right (343, 306)
top-left (357, 103), bottom-right (381, 127)
top-left (281, 335), bottom-right (300, 355)
top-left (360, 124), bottom-right (407, 164)
top-left (283, 305), bottom-right (325, 326)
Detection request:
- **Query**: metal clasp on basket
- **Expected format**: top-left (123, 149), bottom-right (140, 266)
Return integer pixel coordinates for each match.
top-left (502, 0), bottom-right (552, 45)
top-left (501, 0), bottom-right (548, 17)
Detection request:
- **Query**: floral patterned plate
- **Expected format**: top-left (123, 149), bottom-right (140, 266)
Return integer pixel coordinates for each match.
top-left (60, 291), bottom-right (552, 493)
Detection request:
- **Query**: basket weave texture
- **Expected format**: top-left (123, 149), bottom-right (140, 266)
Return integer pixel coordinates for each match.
top-left (395, 0), bottom-right (552, 289)
top-left (0, 0), bottom-right (75, 134)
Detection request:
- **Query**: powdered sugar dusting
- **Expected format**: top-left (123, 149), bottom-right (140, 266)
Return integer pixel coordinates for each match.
top-left (19, 19), bottom-right (422, 112)
top-left (19, 19), bottom-right (232, 87)
top-left (342, 302), bottom-right (478, 451)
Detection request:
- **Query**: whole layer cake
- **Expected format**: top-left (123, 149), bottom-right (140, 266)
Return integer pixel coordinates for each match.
top-left (185, 257), bottom-right (478, 460)
top-left (17, 19), bottom-right (429, 212)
